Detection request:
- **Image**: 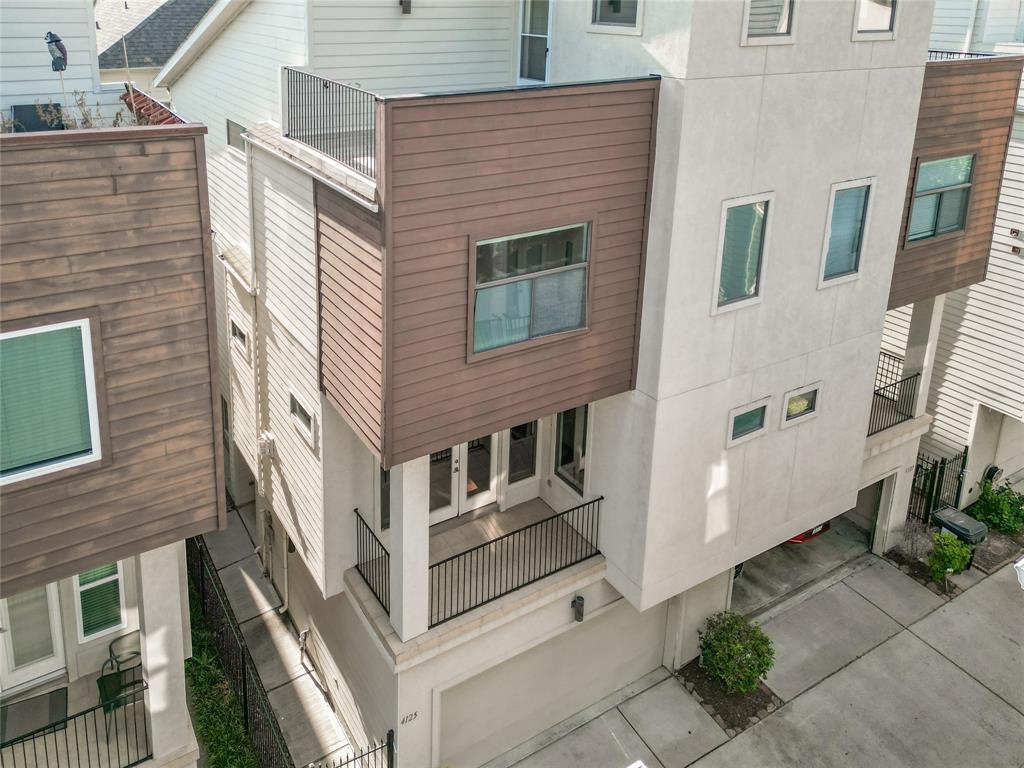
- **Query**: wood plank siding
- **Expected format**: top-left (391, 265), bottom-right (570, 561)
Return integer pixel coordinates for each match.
top-left (0, 124), bottom-right (225, 595)
top-left (888, 55), bottom-right (1024, 309)
top-left (316, 78), bottom-right (659, 467)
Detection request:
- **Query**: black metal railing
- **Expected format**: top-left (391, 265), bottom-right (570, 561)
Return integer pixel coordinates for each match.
top-left (908, 446), bottom-right (969, 522)
top-left (186, 537), bottom-right (293, 768)
top-left (283, 67), bottom-right (378, 179)
top-left (875, 350), bottom-right (905, 390)
top-left (927, 49), bottom-right (999, 61)
top-left (311, 730), bottom-right (395, 768)
top-left (428, 498), bottom-right (602, 627)
top-left (0, 685), bottom-right (151, 768)
top-left (355, 510), bottom-right (390, 614)
top-left (867, 372), bottom-right (920, 436)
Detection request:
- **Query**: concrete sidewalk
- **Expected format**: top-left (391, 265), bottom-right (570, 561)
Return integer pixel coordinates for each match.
top-left (503, 557), bottom-right (1024, 768)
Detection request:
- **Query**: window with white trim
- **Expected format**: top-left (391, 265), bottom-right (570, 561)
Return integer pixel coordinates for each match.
top-left (856, 0), bottom-right (896, 33)
top-left (226, 119), bottom-right (247, 152)
top-left (289, 392), bottom-right (314, 444)
top-left (75, 563), bottom-right (125, 640)
top-left (0, 319), bottom-right (102, 485)
top-left (592, 0), bottom-right (639, 27)
top-left (782, 384), bottom-right (820, 428)
top-left (822, 180), bottom-right (872, 282)
top-left (715, 197), bottom-right (770, 311)
top-left (728, 397), bottom-right (771, 447)
top-left (908, 155), bottom-right (973, 242)
top-left (745, 0), bottom-right (794, 38)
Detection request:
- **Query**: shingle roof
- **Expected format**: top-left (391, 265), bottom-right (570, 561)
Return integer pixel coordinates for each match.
top-left (98, 0), bottom-right (216, 71)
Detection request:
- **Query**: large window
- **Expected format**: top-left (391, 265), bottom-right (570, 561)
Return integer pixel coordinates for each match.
top-left (908, 155), bottom-right (973, 242)
top-left (716, 198), bottom-right (769, 309)
top-left (555, 406), bottom-right (588, 494)
top-left (0, 319), bottom-right (101, 485)
top-left (746, 0), bottom-right (793, 37)
top-left (473, 223), bottom-right (589, 354)
top-left (592, 0), bottom-right (639, 27)
top-left (75, 563), bottom-right (125, 640)
top-left (823, 182), bottom-right (871, 281)
top-left (856, 0), bottom-right (896, 33)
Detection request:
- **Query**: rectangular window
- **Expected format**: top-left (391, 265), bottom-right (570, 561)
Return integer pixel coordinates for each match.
top-left (226, 119), bottom-right (246, 152)
top-left (289, 393), bottom-right (313, 438)
top-left (508, 421), bottom-right (538, 484)
top-left (823, 182), bottom-right (871, 281)
top-left (857, 0), bottom-right (896, 32)
top-left (717, 199), bottom-right (768, 308)
top-left (75, 563), bottom-right (124, 640)
top-left (555, 406), bottom-right (588, 494)
top-left (785, 389), bottom-right (817, 421)
top-left (473, 223), bottom-right (589, 354)
top-left (592, 0), bottom-right (639, 26)
top-left (1, 319), bottom-right (101, 485)
top-left (379, 468), bottom-right (390, 531)
top-left (229, 317), bottom-right (247, 353)
top-left (519, 0), bottom-right (549, 81)
top-left (746, 0), bottom-right (793, 37)
top-left (908, 155), bottom-right (973, 242)
top-left (728, 397), bottom-right (771, 446)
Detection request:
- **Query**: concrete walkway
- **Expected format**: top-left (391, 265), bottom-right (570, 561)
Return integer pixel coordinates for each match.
top-left (202, 504), bottom-right (356, 767)
top-left (503, 557), bottom-right (1024, 768)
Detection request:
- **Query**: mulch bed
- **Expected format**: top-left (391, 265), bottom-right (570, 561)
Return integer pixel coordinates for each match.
top-left (971, 528), bottom-right (1024, 574)
top-left (676, 659), bottom-right (782, 737)
top-left (885, 548), bottom-right (959, 598)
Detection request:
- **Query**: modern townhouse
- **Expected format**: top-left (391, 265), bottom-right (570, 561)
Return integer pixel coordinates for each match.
top-left (883, 0), bottom-right (1024, 505)
top-left (153, 1), bottom-right (1021, 766)
top-left (0, 4), bottom-right (225, 767)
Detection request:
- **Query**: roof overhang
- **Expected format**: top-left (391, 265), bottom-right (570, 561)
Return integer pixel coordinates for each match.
top-left (154, 0), bottom-right (251, 88)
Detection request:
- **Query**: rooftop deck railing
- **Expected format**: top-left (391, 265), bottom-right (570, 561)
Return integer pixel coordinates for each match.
top-left (0, 684), bottom-right (151, 768)
top-left (282, 67), bottom-right (379, 180)
top-left (927, 49), bottom-right (999, 60)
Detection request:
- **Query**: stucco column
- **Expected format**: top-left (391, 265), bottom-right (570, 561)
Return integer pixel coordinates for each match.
top-left (662, 569), bottom-right (733, 671)
top-left (873, 465), bottom-right (916, 554)
top-left (902, 295), bottom-right (946, 418)
top-left (138, 541), bottom-right (199, 767)
top-left (389, 456), bottom-right (430, 641)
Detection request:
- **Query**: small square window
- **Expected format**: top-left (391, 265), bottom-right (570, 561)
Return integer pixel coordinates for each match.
top-left (289, 392), bottom-right (314, 441)
top-left (856, 0), bottom-right (896, 32)
top-left (714, 196), bottom-right (770, 312)
top-left (781, 383), bottom-right (821, 428)
top-left (732, 406), bottom-right (766, 440)
top-left (226, 119), bottom-right (247, 152)
top-left (745, 0), bottom-right (794, 38)
top-left (592, 0), bottom-right (639, 27)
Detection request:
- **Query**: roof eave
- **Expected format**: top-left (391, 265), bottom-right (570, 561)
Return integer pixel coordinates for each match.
top-left (154, 0), bottom-right (252, 88)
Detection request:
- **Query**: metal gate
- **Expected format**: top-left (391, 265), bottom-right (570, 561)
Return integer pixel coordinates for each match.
top-left (908, 446), bottom-right (969, 522)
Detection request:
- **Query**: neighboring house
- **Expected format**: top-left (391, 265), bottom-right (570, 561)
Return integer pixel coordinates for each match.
top-left (95, 0), bottom-right (215, 100)
top-left (883, 0), bottom-right (1024, 504)
top-left (0, 8), bottom-right (225, 768)
top-left (155, 1), bottom-right (1020, 766)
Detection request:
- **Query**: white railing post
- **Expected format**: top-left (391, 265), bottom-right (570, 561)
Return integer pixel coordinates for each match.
top-left (279, 66), bottom-right (289, 136)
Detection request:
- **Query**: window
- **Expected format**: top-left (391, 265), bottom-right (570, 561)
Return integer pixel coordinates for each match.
top-left (822, 181), bottom-right (871, 282)
top-left (0, 319), bottom-right (102, 485)
top-left (908, 155), bottom-right (973, 242)
top-left (519, 0), bottom-right (549, 82)
top-left (592, 0), bottom-right (638, 27)
top-left (728, 398), bottom-right (770, 446)
top-left (782, 384), bottom-right (819, 427)
top-left (472, 223), bottom-right (589, 354)
top-left (226, 119), bottom-right (246, 152)
top-left (745, 0), bottom-right (794, 38)
top-left (508, 421), bottom-right (538, 484)
top-left (289, 392), bottom-right (314, 441)
top-left (229, 316), bottom-right (248, 354)
top-left (379, 467), bottom-right (390, 531)
top-left (715, 197), bottom-right (769, 310)
top-left (75, 563), bottom-right (125, 640)
top-left (856, 0), bottom-right (896, 32)
top-left (555, 406), bottom-right (587, 494)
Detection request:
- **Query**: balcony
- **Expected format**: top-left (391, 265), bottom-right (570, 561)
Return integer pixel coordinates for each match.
top-left (867, 351), bottom-right (919, 436)
top-left (355, 497), bottom-right (602, 630)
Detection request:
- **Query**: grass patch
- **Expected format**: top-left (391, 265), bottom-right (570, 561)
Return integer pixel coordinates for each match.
top-left (186, 588), bottom-right (260, 768)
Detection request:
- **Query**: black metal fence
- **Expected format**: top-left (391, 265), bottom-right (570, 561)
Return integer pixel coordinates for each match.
top-left (0, 686), bottom-right (151, 768)
top-left (355, 510), bottom-right (390, 614)
top-left (429, 498), bottom-right (602, 627)
top-left (927, 49), bottom-right (998, 61)
top-left (311, 731), bottom-right (395, 768)
top-left (908, 447), bottom-right (969, 522)
top-left (186, 537), bottom-right (293, 768)
top-left (283, 67), bottom-right (378, 178)
top-left (868, 372), bottom-right (920, 436)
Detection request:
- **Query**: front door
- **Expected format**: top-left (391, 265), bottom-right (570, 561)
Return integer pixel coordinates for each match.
top-left (0, 583), bottom-right (65, 694)
top-left (429, 435), bottom-right (499, 525)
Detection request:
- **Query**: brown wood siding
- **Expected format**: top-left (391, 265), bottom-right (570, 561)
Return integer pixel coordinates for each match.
top-left (0, 125), bottom-right (225, 596)
top-left (384, 79), bottom-right (658, 466)
top-left (888, 56), bottom-right (1024, 309)
top-left (316, 185), bottom-right (386, 457)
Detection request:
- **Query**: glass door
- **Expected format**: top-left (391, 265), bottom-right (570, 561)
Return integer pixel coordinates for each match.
top-left (428, 435), bottom-right (499, 525)
top-left (519, 0), bottom-right (550, 83)
top-left (0, 583), bottom-right (65, 693)
top-left (428, 448), bottom-right (458, 525)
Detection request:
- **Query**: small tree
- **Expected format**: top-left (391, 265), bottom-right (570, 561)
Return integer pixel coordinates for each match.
top-left (928, 531), bottom-right (972, 584)
top-left (698, 611), bottom-right (775, 696)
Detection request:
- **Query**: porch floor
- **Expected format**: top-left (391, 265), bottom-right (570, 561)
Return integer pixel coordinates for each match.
top-left (428, 498), bottom-right (557, 565)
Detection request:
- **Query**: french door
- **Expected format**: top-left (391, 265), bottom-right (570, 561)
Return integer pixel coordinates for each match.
top-left (429, 436), bottom-right (499, 525)
top-left (0, 583), bottom-right (66, 693)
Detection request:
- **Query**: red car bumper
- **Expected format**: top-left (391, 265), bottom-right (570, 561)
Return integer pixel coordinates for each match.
top-left (787, 521), bottom-right (831, 543)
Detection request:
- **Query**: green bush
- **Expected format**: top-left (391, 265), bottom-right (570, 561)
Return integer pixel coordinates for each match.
top-left (698, 611), bottom-right (775, 696)
top-left (928, 531), bottom-right (973, 583)
top-left (970, 480), bottom-right (1024, 534)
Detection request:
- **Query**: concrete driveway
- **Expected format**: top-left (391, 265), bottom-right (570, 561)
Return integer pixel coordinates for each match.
top-left (500, 560), bottom-right (1024, 768)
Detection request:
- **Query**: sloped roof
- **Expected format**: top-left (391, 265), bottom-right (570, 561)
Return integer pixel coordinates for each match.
top-left (98, 0), bottom-right (216, 71)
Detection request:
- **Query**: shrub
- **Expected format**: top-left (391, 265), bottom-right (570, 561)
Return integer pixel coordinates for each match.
top-left (928, 531), bottom-right (973, 583)
top-left (698, 611), bottom-right (775, 696)
top-left (970, 480), bottom-right (1024, 535)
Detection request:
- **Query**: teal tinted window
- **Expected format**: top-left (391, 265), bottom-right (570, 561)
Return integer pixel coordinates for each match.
top-left (824, 185), bottom-right (870, 279)
top-left (908, 155), bottom-right (973, 241)
top-left (731, 406), bottom-right (766, 440)
top-left (719, 201), bottom-right (767, 306)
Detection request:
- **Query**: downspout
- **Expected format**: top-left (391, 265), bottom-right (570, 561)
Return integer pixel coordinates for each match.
top-left (964, 0), bottom-right (982, 52)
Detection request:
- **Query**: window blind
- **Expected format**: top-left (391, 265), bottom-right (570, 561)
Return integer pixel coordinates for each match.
top-left (78, 564), bottom-right (122, 637)
top-left (719, 202), bottom-right (767, 305)
top-left (825, 185), bottom-right (869, 278)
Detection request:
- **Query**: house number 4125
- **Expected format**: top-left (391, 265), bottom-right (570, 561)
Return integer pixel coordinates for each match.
top-left (401, 711), bottom-right (418, 725)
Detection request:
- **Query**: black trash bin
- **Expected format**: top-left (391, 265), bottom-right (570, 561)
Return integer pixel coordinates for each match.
top-left (931, 506), bottom-right (988, 570)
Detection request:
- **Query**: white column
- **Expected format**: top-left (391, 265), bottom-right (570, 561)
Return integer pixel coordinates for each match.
top-left (902, 295), bottom-right (946, 418)
top-left (661, 569), bottom-right (733, 670)
top-left (389, 456), bottom-right (430, 641)
top-left (138, 541), bottom-right (199, 767)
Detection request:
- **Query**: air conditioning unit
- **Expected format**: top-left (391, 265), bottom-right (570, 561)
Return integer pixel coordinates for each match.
top-left (258, 432), bottom-right (276, 460)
